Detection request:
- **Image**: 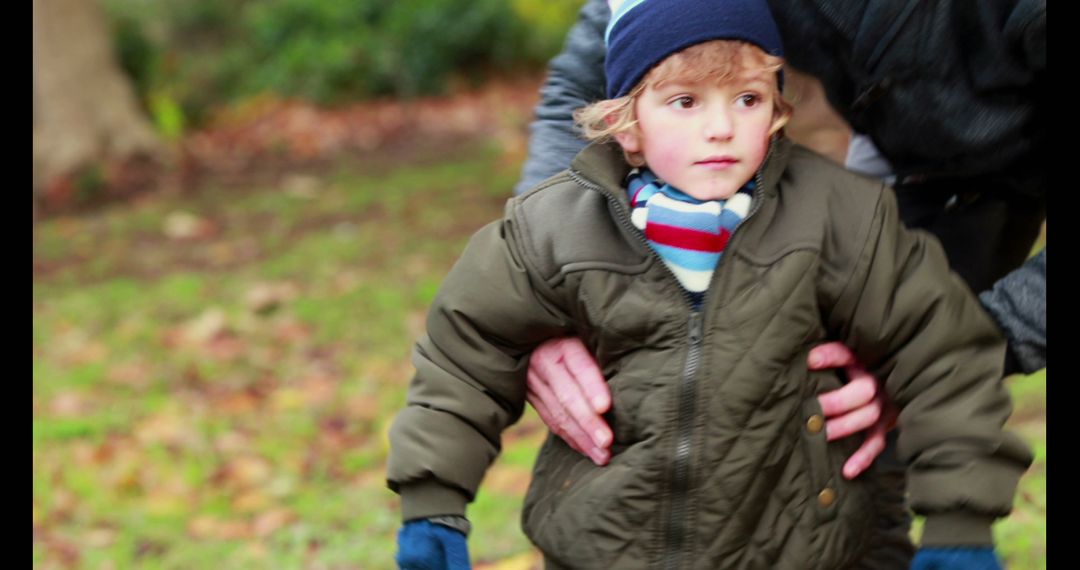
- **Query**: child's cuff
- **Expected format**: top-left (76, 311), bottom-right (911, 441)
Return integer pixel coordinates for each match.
top-left (920, 512), bottom-right (996, 546)
top-left (399, 480), bottom-right (468, 521)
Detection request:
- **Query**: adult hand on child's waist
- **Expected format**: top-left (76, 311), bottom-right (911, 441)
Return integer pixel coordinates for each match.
top-left (810, 341), bottom-right (898, 479)
top-left (525, 337), bottom-right (897, 477)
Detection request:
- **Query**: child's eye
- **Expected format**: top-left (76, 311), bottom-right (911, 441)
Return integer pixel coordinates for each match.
top-left (736, 93), bottom-right (761, 108)
top-left (669, 96), bottom-right (696, 109)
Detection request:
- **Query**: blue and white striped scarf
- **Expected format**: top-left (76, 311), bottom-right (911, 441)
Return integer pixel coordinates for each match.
top-left (627, 169), bottom-right (754, 304)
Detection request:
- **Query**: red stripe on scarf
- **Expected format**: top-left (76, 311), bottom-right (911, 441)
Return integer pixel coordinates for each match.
top-left (645, 223), bottom-right (730, 252)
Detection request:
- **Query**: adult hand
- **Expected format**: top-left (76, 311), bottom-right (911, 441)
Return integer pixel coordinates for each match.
top-left (910, 547), bottom-right (1002, 570)
top-left (526, 337), bottom-right (613, 465)
top-left (526, 338), bottom-right (899, 476)
top-left (809, 342), bottom-right (898, 480)
top-left (396, 520), bottom-right (471, 570)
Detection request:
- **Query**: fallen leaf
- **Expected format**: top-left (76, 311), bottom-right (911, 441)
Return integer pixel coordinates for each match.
top-left (225, 456), bottom-right (273, 488)
top-left (219, 520), bottom-right (253, 540)
top-left (215, 390), bottom-right (260, 415)
top-left (70, 340), bottom-right (108, 365)
top-left (266, 475), bottom-right (295, 499)
top-left (82, 527), bottom-right (116, 548)
top-left (50, 391), bottom-right (93, 417)
top-left (144, 491), bottom-right (189, 517)
top-left (42, 533), bottom-right (81, 567)
top-left (205, 333), bottom-right (245, 361)
top-left (134, 412), bottom-right (187, 446)
top-left (183, 308), bottom-right (228, 345)
top-left (106, 361), bottom-right (151, 389)
top-left (244, 540), bottom-right (269, 559)
top-left (163, 211), bottom-right (212, 240)
top-left (272, 319), bottom-right (312, 343)
top-left (270, 388), bottom-right (305, 412)
top-left (346, 395), bottom-right (382, 423)
top-left (187, 516), bottom-right (219, 539)
top-left (245, 282), bottom-right (298, 315)
top-left (214, 431), bottom-right (252, 454)
top-left (282, 174), bottom-right (321, 199)
top-left (232, 490), bottom-right (270, 513)
top-left (300, 375), bottom-right (337, 407)
top-left (253, 508), bottom-right (296, 537)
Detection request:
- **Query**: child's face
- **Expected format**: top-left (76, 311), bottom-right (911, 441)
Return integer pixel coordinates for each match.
top-left (616, 71), bottom-right (777, 201)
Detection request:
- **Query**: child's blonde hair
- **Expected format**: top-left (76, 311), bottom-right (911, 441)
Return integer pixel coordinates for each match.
top-left (575, 40), bottom-right (793, 167)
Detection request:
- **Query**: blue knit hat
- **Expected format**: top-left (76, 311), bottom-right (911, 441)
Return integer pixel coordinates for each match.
top-left (604, 0), bottom-right (785, 99)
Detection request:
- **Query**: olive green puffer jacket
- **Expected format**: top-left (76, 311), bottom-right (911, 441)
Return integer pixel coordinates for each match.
top-left (387, 139), bottom-right (1031, 569)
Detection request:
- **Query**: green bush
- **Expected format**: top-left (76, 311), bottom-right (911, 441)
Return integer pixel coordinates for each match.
top-left (104, 0), bottom-right (585, 129)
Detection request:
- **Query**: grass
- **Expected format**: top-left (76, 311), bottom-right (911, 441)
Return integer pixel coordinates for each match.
top-left (33, 139), bottom-right (1046, 569)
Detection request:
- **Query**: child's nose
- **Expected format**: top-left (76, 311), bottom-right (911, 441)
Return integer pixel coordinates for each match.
top-left (703, 110), bottom-right (734, 141)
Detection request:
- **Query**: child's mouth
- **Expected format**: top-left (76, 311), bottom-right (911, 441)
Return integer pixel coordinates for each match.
top-left (695, 157), bottom-right (739, 169)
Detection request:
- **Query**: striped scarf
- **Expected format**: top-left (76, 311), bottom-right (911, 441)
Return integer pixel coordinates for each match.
top-left (627, 169), bottom-right (754, 304)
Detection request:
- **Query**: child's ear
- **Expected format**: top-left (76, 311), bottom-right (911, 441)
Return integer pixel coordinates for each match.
top-left (613, 128), bottom-right (642, 153)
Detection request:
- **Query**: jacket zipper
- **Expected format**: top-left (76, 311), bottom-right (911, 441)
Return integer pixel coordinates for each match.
top-left (568, 146), bottom-right (771, 569)
top-left (664, 310), bottom-right (703, 570)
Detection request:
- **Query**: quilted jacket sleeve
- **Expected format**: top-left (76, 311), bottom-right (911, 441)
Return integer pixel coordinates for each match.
top-left (827, 186), bottom-right (1033, 546)
top-left (387, 210), bottom-right (572, 521)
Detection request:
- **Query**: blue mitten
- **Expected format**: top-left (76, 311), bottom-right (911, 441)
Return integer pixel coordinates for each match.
top-left (396, 519), bottom-right (471, 570)
top-left (911, 547), bottom-right (1002, 570)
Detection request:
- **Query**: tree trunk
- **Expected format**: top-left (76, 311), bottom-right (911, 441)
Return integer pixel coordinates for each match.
top-left (32, 0), bottom-right (167, 186)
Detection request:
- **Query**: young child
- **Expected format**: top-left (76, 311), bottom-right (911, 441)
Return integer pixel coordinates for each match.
top-left (387, 0), bottom-right (1032, 568)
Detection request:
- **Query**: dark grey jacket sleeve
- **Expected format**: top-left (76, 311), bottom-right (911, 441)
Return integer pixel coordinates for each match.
top-left (513, 0), bottom-right (610, 195)
top-left (979, 248), bottom-right (1046, 375)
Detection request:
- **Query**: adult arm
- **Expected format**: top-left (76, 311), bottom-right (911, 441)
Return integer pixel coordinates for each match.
top-left (979, 248), bottom-right (1046, 375)
top-left (513, 0), bottom-right (609, 195)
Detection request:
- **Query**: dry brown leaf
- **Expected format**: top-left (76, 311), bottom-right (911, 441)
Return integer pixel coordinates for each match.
top-left (231, 490), bottom-right (270, 513)
top-left (300, 375), bottom-right (337, 407)
top-left (225, 456), bottom-right (273, 488)
top-left (215, 390), bottom-right (260, 415)
top-left (163, 211), bottom-right (214, 240)
top-left (187, 515), bottom-right (220, 539)
top-left (134, 412), bottom-right (187, 446)
top-left (214, 430), bottom-right (252, 454)
top-left (273, 319), bottom-right (312, 343)
top-left (244, 540), bottom-right (269, 559)
top-left (269, 388), bottom-right (305, 412)
top-left (144, 491), bottom-right (189, 517)
top-left (253, 508), bottom-right (296, 537)
top-left (218, 520), bottom-right (254, 540)
top-left (246, 282), bottom-right (299, 315)
top-left (70, 341), bottom-right (108, 365)
top-left (41, 533), bottom-right (81, 567)
top-left (205, 333), bottom-right (245, 361)
top-left (105, 361), bottom-right (151, 389)
top-left (50, 391), bottom-right (93, 417)
top-left (82, 527), bottom-right (117, 548)
top-left (282, 174), bottom-right (321, 199)
top-left (183, 308), bottom-right (229, 345)
top-left (346, 395), bottom-right (382, 423)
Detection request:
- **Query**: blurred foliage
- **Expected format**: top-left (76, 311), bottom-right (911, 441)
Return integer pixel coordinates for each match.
top-left (103, 0), bottom-right (585, 132)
